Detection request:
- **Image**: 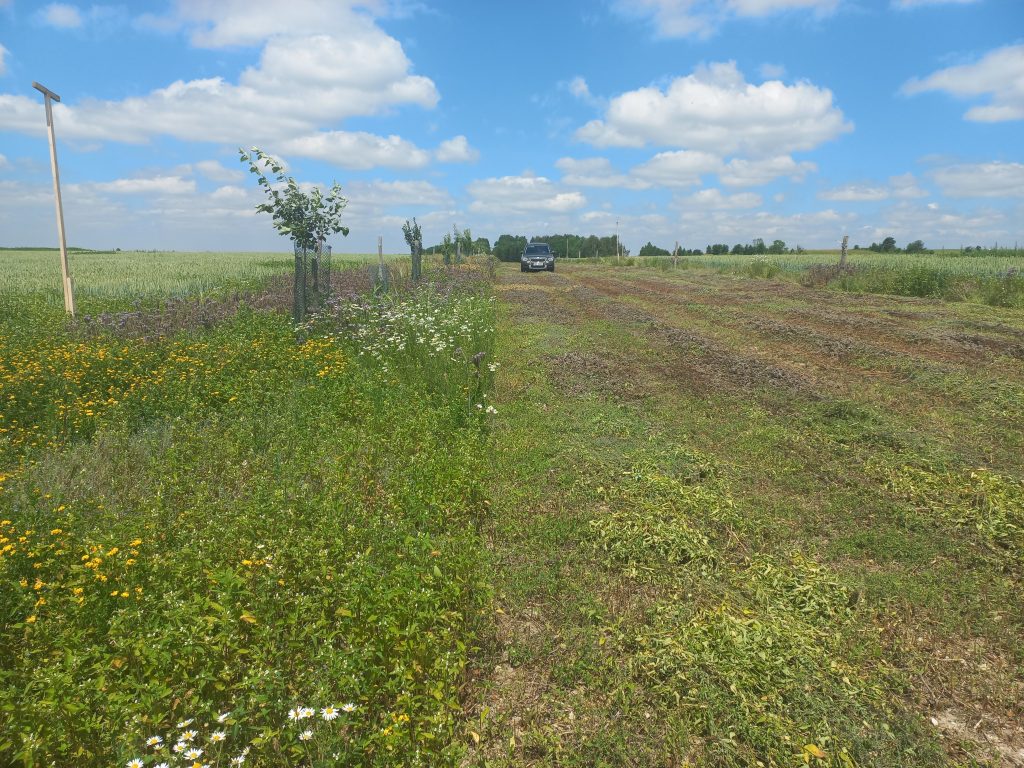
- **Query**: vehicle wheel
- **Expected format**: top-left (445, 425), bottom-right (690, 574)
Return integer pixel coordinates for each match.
top-left (549, 264), bottom-right (555, 272)
top-left (521, 265), bottom-right (526, 272)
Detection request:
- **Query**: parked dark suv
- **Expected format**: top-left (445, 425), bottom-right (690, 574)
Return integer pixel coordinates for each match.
top-left (521, 243), bottom-right (555, 272)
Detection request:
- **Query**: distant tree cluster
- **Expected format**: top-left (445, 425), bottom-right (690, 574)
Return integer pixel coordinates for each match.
top-left (636, 241), bottom-right (703, 257)
top-left (424, 227), bottom-right (485, 262)
top-left (866, 236), bottom-right (930, 254)
top-left (706, 238), bottom-right (789, 255)
top-left (638, 241), bottom-right (671, 257)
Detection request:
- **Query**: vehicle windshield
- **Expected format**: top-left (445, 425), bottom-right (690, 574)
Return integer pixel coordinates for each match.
top-left (525, 244), bottom-right (550, 255)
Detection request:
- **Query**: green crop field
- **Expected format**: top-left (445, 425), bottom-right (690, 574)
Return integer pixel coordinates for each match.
top-left (0, 249), bottom-right (404, 313)
top-left (2, 252), bottom-right (1022, 767)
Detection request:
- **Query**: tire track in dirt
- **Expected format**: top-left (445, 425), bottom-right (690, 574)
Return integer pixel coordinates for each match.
top-left (616, 273), bottom-right (1024, 368)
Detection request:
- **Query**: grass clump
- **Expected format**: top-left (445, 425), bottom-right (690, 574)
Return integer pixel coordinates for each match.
top-left (872, 460), bottom-right (1024, 562)
top-left (588, 456), bottom-right (730, 575)
top-left (626, 550), bottom-right (938, 767)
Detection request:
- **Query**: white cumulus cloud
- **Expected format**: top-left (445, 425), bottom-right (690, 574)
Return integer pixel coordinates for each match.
top-left (931, 161), bottom-right (1024, 198)
top-left (819, 172), bottom-right (927, 201)
top-left (677, 188), bottom-right (763, 209)
top-left (631, 150), bottom-right (723, 187)
top-left (0, 3), bottom-right (440, 172)
top-left (819, 184), bottom-right (890, 202)
top-left (903, 44), bottom-right (1024, 122)
top-left (194, 159), bottom-right (244, 183)
top-left (575, 61), bottom-right (851, 156)
top-left (345, 179), bottom-right (452, 208)
top-left (612, 0), bottom-right (838, 39)
top-left (209, 185), bottom-right (249, 201)
top-left (720, 155), bottom-right (817, 186)
top-left (280, 131), bottom-right (432, 171)
top-left (71, 175), bottom-right (197, 196)
top-left (38, 3), bottom-right (83, 28)
top-left (893, 0), bottom-right (980, 7)
top-left (154, 0), bottom-right (391, 48)
top-left (556, 157), bottom-right (650, 189)
top-left (468, 174), bottom-right (586, 215)
top-left (435, 135), bottom-right (479, 163)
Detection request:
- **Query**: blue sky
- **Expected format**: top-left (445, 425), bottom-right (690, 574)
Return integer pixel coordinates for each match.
top-left (0, 0), bottom-right (1021, 253)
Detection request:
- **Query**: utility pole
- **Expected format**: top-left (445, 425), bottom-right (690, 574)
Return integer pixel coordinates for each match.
top-left (33, 81), bottom-right (75, 315)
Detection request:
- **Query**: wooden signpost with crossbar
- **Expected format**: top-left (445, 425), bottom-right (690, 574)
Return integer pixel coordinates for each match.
top-left (33, 81), bottom-right (76, 316)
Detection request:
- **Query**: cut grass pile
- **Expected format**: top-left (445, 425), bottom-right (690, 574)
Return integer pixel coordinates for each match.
top-left (1, 265), bottom-right (496, 766)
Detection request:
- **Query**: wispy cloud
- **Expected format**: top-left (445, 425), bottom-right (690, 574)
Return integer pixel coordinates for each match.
top-left (903, 44), bottom-right (1024, 122)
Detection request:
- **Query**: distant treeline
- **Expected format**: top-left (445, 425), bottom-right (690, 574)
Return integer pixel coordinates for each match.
top-left (489, 235), bottom-right (805, 262)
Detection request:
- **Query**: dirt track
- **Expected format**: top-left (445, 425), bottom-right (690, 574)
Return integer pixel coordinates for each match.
top-left (497, 265), bottom-right (1024, 458)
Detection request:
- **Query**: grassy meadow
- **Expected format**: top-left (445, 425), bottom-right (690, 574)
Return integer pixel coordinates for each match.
top-left (1, 249), bottom-right (497, 766)
top-left (2, 248), bottom-right (1023, 767)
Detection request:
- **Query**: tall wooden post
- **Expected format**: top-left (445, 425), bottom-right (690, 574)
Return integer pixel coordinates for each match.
top-left (33, 82), bottom-right (75, 315)
top-left (377, 235), bottom-right (388, 292)
top-left (412, 237), bottom-right (422, 282)
top-left (840, 235), bottom-right (849, 268)
top-left (293, 242), bottom-right (305, 323)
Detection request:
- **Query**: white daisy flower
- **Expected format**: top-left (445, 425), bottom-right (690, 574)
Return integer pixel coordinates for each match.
top-left (127, 759), bottom-right (143, 768)
top-left (184, 747), bottom-right (203, 759)
top-left (216, 711), bottom-right (231, 723)
top-left (321, 706), bottom-right (338, 721)
top-left (300, 707), bottom-right (314, 719)
top-left (155, 763), bottom-right (170, 768)
top-left (230, 758), bottom-right (246, 766)
top-left (173, 742), bottom-right (187, 754)
top-left (288, 708), bottom-right (301, 721)
top-left (145, 735), bottom-right (163, 747)
top-left (341, 702), bottom-right (357, 713)
top-left (210, 730), bottom-right (226, 743)
top-left (299, 729), bottom-right (313, 741)
top-left (176, 719), bottom-right (194, 728)
top-left (180, 729), bottom-right (197, 741)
